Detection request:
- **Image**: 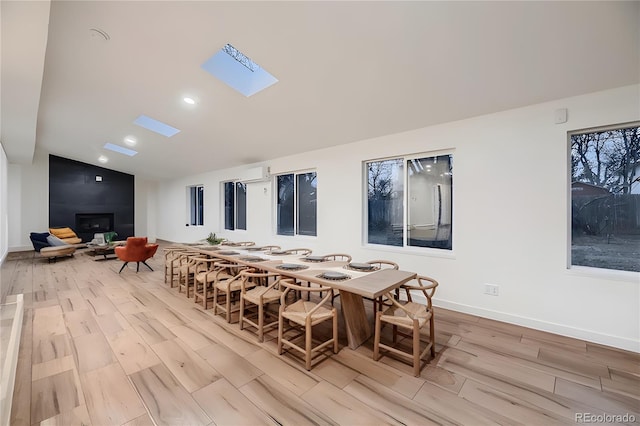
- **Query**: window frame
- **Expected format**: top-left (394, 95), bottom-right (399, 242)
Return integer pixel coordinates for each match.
top-left (275, 169), bottom-right (317, 237)
top-left (187, 184), bottom-right (204, 227)
top-left (363, 150), bottom-right (454, 254)
top-left (566, 121), bottom-right (640, 275)
top-left (222, 180), bottom-right (247, 231)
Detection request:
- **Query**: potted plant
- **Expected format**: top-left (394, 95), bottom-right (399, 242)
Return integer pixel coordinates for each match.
top-left (205, 232), bottom-right (225, 245)
top-left (104, 231), bottom-right (118, 244)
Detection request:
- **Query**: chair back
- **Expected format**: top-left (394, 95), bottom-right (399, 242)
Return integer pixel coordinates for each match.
top-left (324, 253), bottom-right (352, 262)
top-left (116, 237), bottom-right (158, 262)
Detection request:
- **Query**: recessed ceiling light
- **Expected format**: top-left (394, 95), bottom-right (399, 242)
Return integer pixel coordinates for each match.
top-left (183, 97), bottom-right (196, 105)
top-left (98, 155), bottom-right (108, 163)
top-left (124, 136), bottom-right (137, 146)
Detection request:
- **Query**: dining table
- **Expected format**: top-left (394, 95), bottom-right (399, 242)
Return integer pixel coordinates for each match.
top-left (185, 244), bottom-right (416, 349)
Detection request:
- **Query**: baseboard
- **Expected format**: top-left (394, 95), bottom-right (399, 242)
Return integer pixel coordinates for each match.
top-left (8, 245), bottom-right (32, 253)
top-left (434, 299), bottom-right (640, 353)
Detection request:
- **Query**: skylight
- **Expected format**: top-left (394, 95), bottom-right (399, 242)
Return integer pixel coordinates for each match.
top-left (133, 115), bottom-right (180, 137)
top-left (103, 143), bottom-right (138, 157)
top-left (201, 43), bottom-right (278, 97)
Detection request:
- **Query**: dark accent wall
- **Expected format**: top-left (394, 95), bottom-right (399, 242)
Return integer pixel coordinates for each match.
top-left (49, 155), bottom-right (134, 242)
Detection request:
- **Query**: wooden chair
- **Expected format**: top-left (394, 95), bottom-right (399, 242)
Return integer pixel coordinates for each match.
top-left (373, 275), bottom-right (438, 377)
top-left (225, 241), bottom-right (256, 247)
top-left (320, 254), bottom-right (352, 303)
top-left (285, 248), bottom-right (312, 256)
top-left (367, 260), bottom-right (399, 311)
top-left (278, 280), bottom-right (338, 370)
top-left (193, 259), bottom-right (233, 308)
top-left (323, 253), bottom-right (352, 262)
top-left (164, 247), bottom-right (190, 286)
top-left (178, 253), bottom-right (205, 297)
top-left (212, 262), bottom-right (251, 322)
top-left (239, 270), bottom-right (286, 342)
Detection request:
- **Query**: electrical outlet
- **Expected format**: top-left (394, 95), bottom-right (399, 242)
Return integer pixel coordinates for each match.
top-left (484, 284), bottom-right (499, 296)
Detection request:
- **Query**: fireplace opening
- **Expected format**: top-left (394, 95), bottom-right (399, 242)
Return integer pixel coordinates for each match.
top-left (75, 213), bottom-right (114, 238)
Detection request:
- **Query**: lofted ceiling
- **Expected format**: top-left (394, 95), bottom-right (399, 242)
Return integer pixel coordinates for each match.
top-left (2, 1), bottom-right (639, 181)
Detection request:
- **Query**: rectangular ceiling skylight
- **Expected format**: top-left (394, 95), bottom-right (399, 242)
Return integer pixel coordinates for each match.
top-left (201, 43), bottom-right (278, 97)
top-left (104, 143), bottom-right (138, 157)
top-left (133, 115), bottom-right (180, 137)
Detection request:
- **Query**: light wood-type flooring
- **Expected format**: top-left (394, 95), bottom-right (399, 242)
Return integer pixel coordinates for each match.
top-left (2, 242), bottom-right (638, 425)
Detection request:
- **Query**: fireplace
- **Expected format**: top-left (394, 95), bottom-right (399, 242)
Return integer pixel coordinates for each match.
top-left (75, 213), bottom-right (114, 241)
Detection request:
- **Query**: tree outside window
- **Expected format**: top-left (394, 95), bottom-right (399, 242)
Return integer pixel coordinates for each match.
top-left (570, 123), bottom-right (640, 272)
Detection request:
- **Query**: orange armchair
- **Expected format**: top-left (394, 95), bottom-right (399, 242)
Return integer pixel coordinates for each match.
top-left (115, 237), bottom-right (159, 273)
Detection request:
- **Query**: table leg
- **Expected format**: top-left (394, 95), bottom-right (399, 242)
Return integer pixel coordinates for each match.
top-left (339, 291), bottom-right (371, 349)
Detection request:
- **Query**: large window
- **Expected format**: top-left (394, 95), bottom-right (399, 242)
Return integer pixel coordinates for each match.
top-left (188, 185), bottom-right (204, 226)
top-left (277, 171), bottom-right (317, 236)
top-left (570, 123), bottom-right (640, 272)
top-left (366, 154), bottom-right (452, 250)
top-left (224, 181), bottom-right (247, 230)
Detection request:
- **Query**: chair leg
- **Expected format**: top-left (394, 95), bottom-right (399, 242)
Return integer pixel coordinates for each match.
top-left (239, 296), bottom-right (245, 330)
top-left (413, 320), bottom-right (421, 377)
top-left (225, 291), bottom-right (231, 322)
top-left (305, 319), bottom-right (312, 370)
top-left (118, 262), bottom-right (128, 273)
top-left (277, 309), bottom-right (284, 355)
top-left (373, 312), bottom-right (381, 361)
top-left (332, 308), bottom-right (338, 353)
top-left (430, 314), bottom-right (436, 357)
top-left (142, 261), bottom-right (153, 271)
top-left (136, 262), bottom-right (140, 272)
top-left (258, 302), bottom-right (264, 342)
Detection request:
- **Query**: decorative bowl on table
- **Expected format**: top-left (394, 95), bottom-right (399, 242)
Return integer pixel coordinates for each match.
top-left (302, 255), bottom-right (327, 263)
top-left (346, 262), bottom-right (377, 271)
top-left (269, 250), bottom-right (289, 255)
top-left (277, 263), bottom-right (309, 271)
top-left (317, 271), bottom-right (351, 281)
top-left (240, 256), bottom-right (266, 262)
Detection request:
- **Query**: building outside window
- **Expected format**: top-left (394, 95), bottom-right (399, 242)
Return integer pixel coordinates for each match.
top-left (366, 153), bottom-right (453, 250)
top-left (276, 171), bottom-right (317, 236)
top-left (188, 184), bottom-right (204, 226)
top-left (223, 181), bottom-right (247, 230)
top-left (570, 123), bottom-right (640, 272)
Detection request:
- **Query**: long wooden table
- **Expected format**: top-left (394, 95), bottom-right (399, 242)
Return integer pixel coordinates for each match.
top-left (185, 245), bottom-right (416, 349)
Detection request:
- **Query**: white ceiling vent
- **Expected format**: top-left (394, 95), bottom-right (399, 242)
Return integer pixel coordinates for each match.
top-left (242, 166), bottom-right (271, 183)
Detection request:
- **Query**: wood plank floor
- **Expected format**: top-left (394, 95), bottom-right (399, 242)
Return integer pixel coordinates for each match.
top-left (2, 242), bottom-right (638, 425)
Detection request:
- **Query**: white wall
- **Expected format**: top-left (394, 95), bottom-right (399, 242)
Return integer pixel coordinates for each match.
top-left (7, 149), bottom-right (48, 251)
top-left (156, 85), bottom-right (640, 352)
top-left (7, 149), bottom-right (157, 250)
top-left (0, 143), bottom-right (8, 263)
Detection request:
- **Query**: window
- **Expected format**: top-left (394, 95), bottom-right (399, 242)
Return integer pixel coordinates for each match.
top-left (223, 181), bottom-right (247, 230)
top-left (188, 185), bottom-right (204, 226)
top-left (276, 171), bottom-right (317, 236)
top-left (366, 154), bottom-right (453, 250)
top-left (570, 123), bottom-right (639, 272)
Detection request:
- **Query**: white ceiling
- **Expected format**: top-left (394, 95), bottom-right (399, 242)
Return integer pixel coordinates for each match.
top-left (2, 1), bottom-right (639, 180)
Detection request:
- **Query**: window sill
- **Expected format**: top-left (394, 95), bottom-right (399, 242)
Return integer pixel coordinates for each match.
top-left (363, 243), bottom-right (456, 260)
top-left (566, 265), bottom-right (640, 283)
